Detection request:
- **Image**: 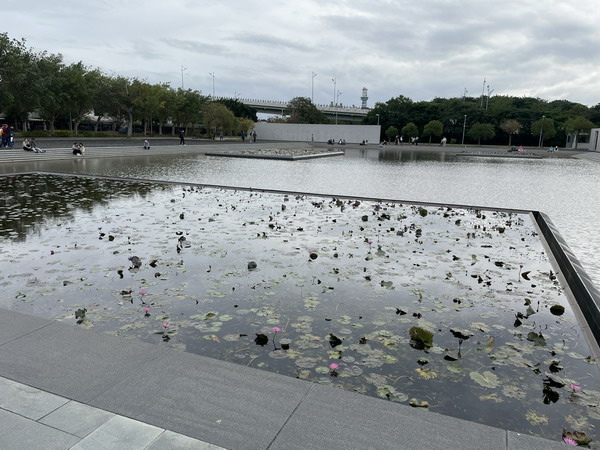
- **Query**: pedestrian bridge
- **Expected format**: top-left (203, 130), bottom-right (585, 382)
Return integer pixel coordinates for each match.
top-left (217, 97), bottom-right (370, 123)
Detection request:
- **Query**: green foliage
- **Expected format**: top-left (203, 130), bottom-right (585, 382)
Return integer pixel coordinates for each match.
top-left (287, 97), bottom-right (328, 124)
top-left (385, 126), bottom-right (399, 141)
top-left (531, 117), bottom-right (556, 143)
top-left (217, 98), bottom-right (257, 121)
top-left (401, 122), bottom-right (419, 138)
top-left (565, 116), bottom-right (596, 149)
top-left (203, 103), bottom-right (236, 138)
top-left (423, 120), bottom-right (443, 143)
top-left (467, 123), bottom-right (495, 145)
top-left (499, 119), bottom-right (522, 145)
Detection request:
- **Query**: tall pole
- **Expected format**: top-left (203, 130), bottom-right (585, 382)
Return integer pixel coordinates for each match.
top-left (331, 78), bottom-right (336, 107)
top-left (181, 66), bottom-right (187, 89)
top-left (336, 90), bottom-right (342, 125)
top-left (480, 78), bottom-right (486, 108)
top-left (209, 72), bottom-right (215, 97)
top-left (461, 115), bottom-right (467, 145)
top-left (312, 72), bottom-right (317, 103)
top-left (539, 115), bottom-right (545, 147)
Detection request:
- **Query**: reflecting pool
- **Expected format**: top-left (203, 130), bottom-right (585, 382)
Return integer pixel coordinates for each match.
top-left (1, 172), bottom-right (599, 443)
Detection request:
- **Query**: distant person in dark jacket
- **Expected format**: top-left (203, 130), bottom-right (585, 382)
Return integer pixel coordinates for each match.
top-left (178, 129), bottom-right (185, 146)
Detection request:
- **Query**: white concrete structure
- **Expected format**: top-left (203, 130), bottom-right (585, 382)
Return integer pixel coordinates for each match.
top-left (588, 128), bottom-right (600, 152)
top-left (254, 123), bottom-right (380, 144)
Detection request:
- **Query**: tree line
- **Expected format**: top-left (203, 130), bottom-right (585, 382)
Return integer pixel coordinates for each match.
top-left (364, 94), bottom-right (599, 147)
top-left (0, 33), bottom-right (256, 137)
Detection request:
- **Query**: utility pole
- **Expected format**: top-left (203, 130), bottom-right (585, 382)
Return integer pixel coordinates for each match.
top-left (311, 72), bottom-right (317, 103)
top-left (462, 115), bottom-right (467, 145)
top-left (539, 115), bottom-right (545, 147)
top-left (463, 88), bottom-right (468, 102)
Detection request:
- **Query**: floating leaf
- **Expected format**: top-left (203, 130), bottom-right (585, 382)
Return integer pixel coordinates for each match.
top-left (469, 371), bottom-right (499, 388)
top-left (526, 332), bottom-right (546, 347)
top-left (409, 326), bottom-right (433, 348)
top-left (550, 305), bottom-right (565, 316)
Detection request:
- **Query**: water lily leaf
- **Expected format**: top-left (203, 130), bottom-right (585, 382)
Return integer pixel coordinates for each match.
top-left (446, 362), bottom-right (463, 374)
top-left (450, 328), bottom-right (473, 340)
top-left (255, 333), bottom-right (268, 346)
top-left (526, 332), bottom-right (546, 346)
top-left (409, 326), bottom-right (433, 347)
top-left (469, 371), bottom-right (499, 388)
top-left (416, 368), bottom-right (437, 379)
top-left (328, 333), bottom-right (342, 348)
top-left (409, 398), bottom-right (429, 408)
top-left (484, 336), bottom-right (495, 353)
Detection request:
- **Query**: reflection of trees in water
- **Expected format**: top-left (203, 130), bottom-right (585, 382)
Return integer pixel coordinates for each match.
top-left (0, 174), bottom-right (168, 241)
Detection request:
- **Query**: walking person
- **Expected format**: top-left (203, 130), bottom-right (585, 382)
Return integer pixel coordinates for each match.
top-left (178, 129), bottom-right (185, 146)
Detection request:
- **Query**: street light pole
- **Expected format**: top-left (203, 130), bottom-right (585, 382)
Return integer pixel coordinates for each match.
top-left (538, 115), bottom-right (545, 147)
top-left (312, 72), bottom-right (317, 103)
top-left (181, 66), bottom-right (187, 89)
top-left (376, 114), bottom-right (380, 125)
top-left (209, 72), bottom-right (215, 98)
top-left (461, 115), bottom-right (467, 145)
top-left (335, 90), bottom-right (342, 125)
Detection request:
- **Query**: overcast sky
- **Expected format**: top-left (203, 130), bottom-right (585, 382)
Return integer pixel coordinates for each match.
top-left (6, 0), bottom-right (600, 108)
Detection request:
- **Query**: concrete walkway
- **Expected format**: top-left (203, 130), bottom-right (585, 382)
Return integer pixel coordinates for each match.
top-left (0, 309), bottom-right (569, 450)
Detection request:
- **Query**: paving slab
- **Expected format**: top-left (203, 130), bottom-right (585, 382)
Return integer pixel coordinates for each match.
top-left (0, 309), bottom-right (52, 345)
top-left (146, 430), bottom-right (225, 449)
top-left (90, 349), bottom-right (314, 450)
top-left (0, 408), bottom-right (80, 450)
top-left (39, 400), bottom-right (115, 438)
top-left (0, 377), bottom-right (68, 420)
top-left (70, 415), bottom-right (163, 450)
top-left (269, 383), bottom-right (508, 450)
top-left (0, 321), bottom-right (169, 402)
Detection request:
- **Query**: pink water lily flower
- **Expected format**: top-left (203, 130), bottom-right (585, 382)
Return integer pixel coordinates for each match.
top-left (162, 323), bottom-right (170, 328)
top-left (273, 327), bottom-right (281, 332)
top-left (139, 289), bottom-right (147, 295)
top-left (143, 307), bottom-right (150, 312)
top-left (570, 384), bottom-right (582, 391)
top-left (563, 437), bottom-right (578, 446)
top-left (329, 363), bottom-right (339, 370)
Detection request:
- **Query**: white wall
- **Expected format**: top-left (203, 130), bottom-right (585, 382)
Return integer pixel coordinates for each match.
top-left (590, 128), bottom-right (600, 152)
top-left (254, 123), bottom-right (381, 144)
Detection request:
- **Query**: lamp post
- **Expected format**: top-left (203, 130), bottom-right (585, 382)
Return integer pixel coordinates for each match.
top-left (331, 78), bottom-right (336, 106)
top-left (181, 66), bottom-right (187, 89)
top-left (538, 115), bottom-right (545, 147)
top-left (461, 115), bottom-right (467, 145)
top-left (335, 90), bottom-right (342, 125)
top-left (209, 72), bottom-right (215, 98)
top-left (311, 72), bottom-right (317, 103)
top-left (376, 114), bottom-right (380, 125)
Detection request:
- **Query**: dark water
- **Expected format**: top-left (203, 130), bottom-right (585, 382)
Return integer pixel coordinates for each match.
top-left (9, 148), bottom-right (598, 284)
top-left (1, 172), bottom-right (600, 444)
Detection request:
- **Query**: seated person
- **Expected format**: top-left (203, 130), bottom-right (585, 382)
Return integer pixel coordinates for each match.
top-left (517, 145), bottom-right (524, 151)
top-left (22, 138), bottom-right (33, 151)
top-left (144, 139), bottom-right (150, 149)
top-left (72, 143), bottom-right (83, 155)
top-left (78, 143), bottom-right (86, 155)
top-left (30, 138), bottom-right (45, 153)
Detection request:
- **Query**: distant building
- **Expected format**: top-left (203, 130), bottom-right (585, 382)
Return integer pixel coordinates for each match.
top-left (361, 88), bottom-right (369, 109)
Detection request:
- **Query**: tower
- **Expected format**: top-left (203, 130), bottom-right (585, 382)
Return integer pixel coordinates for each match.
top-left (361, 88), bottom-right (369, 109)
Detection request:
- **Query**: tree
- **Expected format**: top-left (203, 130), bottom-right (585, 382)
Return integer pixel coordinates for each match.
top-left (62, 63), bottom-right (102, 135)
top-left (287, 97), bottom-right (328, 124)
top-left (385, 126), bottom-right (399, 142)
top-left (401, 122), bottom-right (419, 139)
top-left (565, 116), bottom-right (596, 149)
top-left (467, 123), bottom-right (495, 145)
top-left (499, 119), bottom-right (522, 146)
top-left (423, 120), bottom-right (443, 143)
top-left (37, 52), bottom-right (67, 131)
top-left (217, 98), bottom-right (257, 121)
top-left (203, 103), bottom-right (236, 139)
top-left (531, 117), bottom-right (556, 146)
